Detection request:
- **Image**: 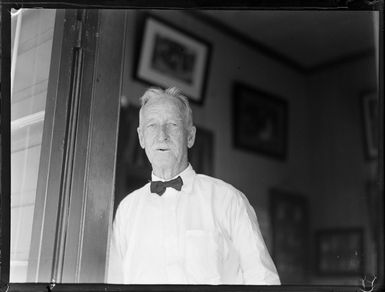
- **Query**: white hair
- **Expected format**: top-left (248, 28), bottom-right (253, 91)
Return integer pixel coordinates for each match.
top-left (139, 87), bottom-right (194, 128)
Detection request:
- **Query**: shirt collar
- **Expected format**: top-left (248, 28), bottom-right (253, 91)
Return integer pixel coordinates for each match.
top-left (151, 164), bottom-right (196, 194)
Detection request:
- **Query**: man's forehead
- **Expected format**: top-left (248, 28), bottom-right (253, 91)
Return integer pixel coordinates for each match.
top-left (143, 95), bottom-right (184, 113)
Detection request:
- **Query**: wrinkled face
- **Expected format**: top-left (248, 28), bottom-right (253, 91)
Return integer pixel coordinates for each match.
top-left (137, 96), bottom-right (196, 175)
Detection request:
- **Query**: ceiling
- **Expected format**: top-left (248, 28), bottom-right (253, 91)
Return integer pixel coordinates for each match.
top-left (202, 10), bottom-right (377, 71)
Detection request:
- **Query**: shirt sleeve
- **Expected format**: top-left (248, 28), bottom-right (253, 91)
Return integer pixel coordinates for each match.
top-left (229, 190), bottom-right (281, 285)
top-left (106, 208), bottom-right (125, 284)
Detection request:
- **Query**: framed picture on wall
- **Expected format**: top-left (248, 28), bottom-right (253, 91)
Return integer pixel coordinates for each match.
top-left (135, 15), bottom-right (211, 104)
top-left (233, 82), bottom-right (288, 160)
top-left (361, 91), bottom-right (378, 160)
top-left (270, 189), bottom-right (309, 283)
top-left (188, 126), bottom-right (214, 176)
top-left (114, 104), bottom-right (152, 214)
top-left (316, 228), bottom-right (364, 276)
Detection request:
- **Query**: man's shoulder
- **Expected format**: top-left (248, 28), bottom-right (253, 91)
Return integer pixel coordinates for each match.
top-left (195, 173), bottom-right (252, 214)
top-left (195, 173), bottom-right (241, 196)
top-left (116, 183), bottom-right (149, 210)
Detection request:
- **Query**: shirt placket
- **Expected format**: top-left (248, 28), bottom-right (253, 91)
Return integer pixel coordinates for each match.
top-left (162, 188), bottom-right (185, 283)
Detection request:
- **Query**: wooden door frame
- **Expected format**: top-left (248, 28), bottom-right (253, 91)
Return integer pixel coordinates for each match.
top-left (27, 9), bottom-right (125, 283)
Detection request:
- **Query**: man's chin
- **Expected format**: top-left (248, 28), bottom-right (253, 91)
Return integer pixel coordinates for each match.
top-left (151, 156), bottom-right (176, 168)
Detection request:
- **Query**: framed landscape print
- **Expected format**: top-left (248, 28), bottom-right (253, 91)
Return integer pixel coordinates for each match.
top-left (233, 82), bottom-right (288, 160)
top-left (135, 15), bottom-right (211, 104)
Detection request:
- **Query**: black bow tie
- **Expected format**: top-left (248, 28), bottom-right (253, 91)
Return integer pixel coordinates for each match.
top-left (150, 176), bottom-right (183, 196)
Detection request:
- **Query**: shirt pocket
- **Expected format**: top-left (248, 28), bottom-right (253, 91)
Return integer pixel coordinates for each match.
top-left (184, 230), bottom-right (223, 284)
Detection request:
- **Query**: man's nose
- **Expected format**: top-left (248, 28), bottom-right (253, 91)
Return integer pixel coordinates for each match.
top-left (158, 125), bottom-right (169, 141)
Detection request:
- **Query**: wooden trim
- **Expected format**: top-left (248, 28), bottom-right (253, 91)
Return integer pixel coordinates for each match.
top-left (26, 8), bottom-right (125, 284)
top-left (52, 10), bottom-right (88, 282)
top-left (27, 9), bottom-right (79, 282)
top-left (60, 9), bottom-right (99, 283)
top-left (72, 9), bottom-right (125, 282)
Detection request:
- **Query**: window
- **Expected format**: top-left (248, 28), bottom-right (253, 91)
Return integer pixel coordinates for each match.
top-left (10, 9), bottom-right (56, 282)
top-left (8, 8), bottom-right (123, 284)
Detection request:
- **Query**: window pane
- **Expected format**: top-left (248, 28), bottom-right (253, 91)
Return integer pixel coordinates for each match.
top-left (10, 8), bottom-right (56, 282)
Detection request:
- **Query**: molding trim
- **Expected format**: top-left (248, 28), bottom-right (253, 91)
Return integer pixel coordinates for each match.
top-left (306, 48), bottom-right (375, 73)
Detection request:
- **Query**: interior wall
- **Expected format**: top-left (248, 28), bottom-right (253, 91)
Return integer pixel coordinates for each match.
top-left (306, 55), bottom-right (378, 284)
top-left (117, 9), bottom-right (378, 284)
top-left (119, 10), bottom-right (310, 252)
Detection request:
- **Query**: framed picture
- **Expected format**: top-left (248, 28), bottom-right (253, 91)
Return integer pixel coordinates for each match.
top-left (270, 189), bottom-right (309, 283)
top-left (361, 91), bottom-right (378, 160)
top-left (114, 104), bottom-right (152, 214)
top-left (233, 82), bottom-right (288, 160)
top-left (188, 126), bottom-right (214, 176)
top-left (316, 228), bottom-right (364, 276)
top-left (135, 15), bottom-right (211, 104)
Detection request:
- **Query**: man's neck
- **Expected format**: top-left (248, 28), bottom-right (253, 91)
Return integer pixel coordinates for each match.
top-left (152, 163), bottom-right (189, 180)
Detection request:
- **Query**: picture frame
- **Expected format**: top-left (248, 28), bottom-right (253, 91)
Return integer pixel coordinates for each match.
top-left (135, 15), bottom-right (211, 104)
top-left (270, 189), bottom-right (309, 283)
top-left (316, 228), bottom-right (364, 276)
top-left (233, 82), bottom-right (288, 160)
top-left (114, 104), bottom-right (152, 214)
top-left (361, 91), bottom-right (378, 160)
top-left (188, 126), bottom-right (215, 176)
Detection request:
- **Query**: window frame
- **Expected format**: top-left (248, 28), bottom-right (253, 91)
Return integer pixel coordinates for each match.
top-left (3, 7), bottom-right (124, 285)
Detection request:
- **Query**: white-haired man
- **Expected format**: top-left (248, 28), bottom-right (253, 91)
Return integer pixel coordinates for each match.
top-left (108, 87), bottom-right (280, 285)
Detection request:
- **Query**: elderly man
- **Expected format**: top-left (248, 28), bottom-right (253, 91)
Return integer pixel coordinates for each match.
top-left (108, 87), bottom-right (280, 285)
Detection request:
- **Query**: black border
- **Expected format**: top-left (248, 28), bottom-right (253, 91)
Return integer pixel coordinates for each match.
top-left (232, 82), bottom-right (289, 161)
top-left (1, 1), bottom-right (384, 291)
top-left (132, 13), bottom-right (212, 105)
top-left (0, 0), bottom-right (379, 9)
top-left (1, 3), bottom-right (11, 287)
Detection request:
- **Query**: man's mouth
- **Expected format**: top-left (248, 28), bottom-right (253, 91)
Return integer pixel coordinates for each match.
top-left (157, 148), bottom-right (170, 152)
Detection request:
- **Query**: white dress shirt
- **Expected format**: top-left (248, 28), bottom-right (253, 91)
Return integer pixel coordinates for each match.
top-left (107, 164), bottom-right (280, 285)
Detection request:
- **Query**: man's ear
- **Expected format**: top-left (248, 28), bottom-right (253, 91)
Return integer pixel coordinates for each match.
top-left (187, 126), bottom-right (196, 149)
top-left (137, 127), bottom-right (145, 149)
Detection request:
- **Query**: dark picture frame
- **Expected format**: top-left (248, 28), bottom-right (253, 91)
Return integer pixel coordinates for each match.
top-left (361, 91), bottom-right (378, 160)
top-left (135, 15), bottom-right (211, 104)
top-left (114, 104), bottom-right (152, 214)
top-left (316, 228), bottom-right (364, 276)
top-left (270, 189), bottom-right (309, 284)
top-left (233, 82), bottom-right (288, 160)
top-left (188, 126), bottom-right (214, 176)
